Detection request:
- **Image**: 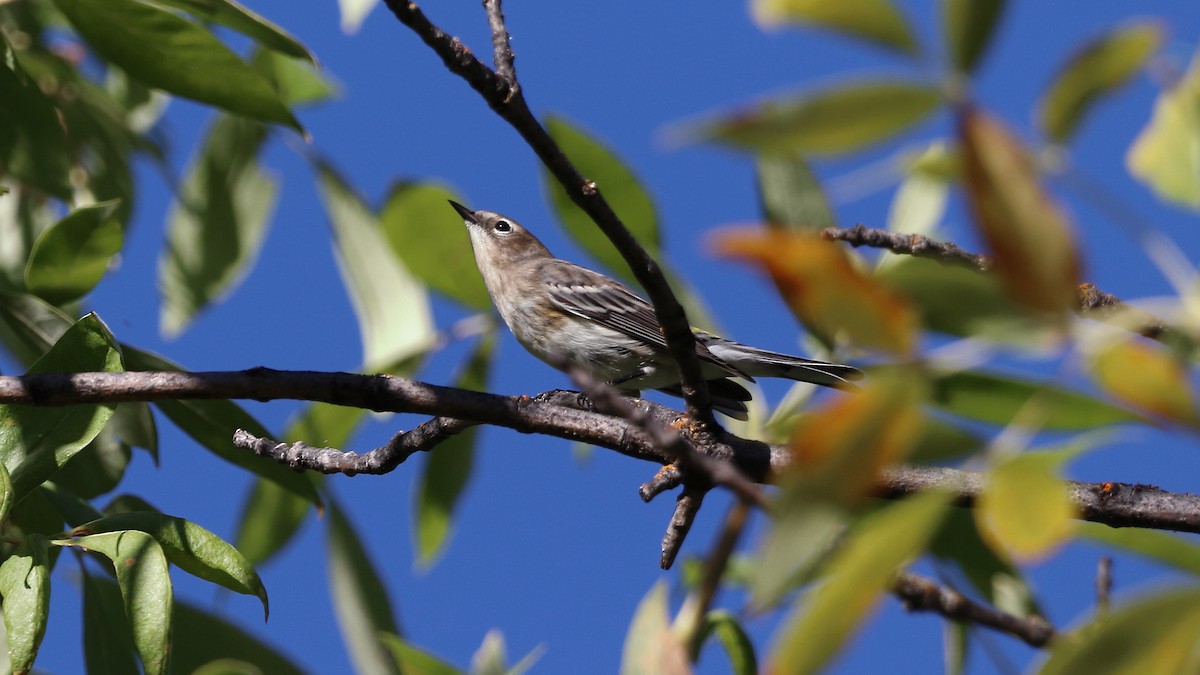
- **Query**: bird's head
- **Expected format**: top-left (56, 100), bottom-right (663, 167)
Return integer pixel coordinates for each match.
top-left (449, 201), bottom-right (552, 268)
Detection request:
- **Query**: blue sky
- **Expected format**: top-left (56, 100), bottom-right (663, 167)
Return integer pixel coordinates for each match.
top-left (23, 1), bottom-right (1200, 673)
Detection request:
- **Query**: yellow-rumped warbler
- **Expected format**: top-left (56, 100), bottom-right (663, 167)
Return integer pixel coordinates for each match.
top-left (450, 201), bottom-right (862, 419)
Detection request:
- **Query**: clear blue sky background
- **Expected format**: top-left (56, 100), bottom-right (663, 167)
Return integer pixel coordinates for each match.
top-left (23, 1), bottom-right (1200, 673)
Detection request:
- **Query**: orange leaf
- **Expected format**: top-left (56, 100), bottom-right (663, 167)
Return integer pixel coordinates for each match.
top-left (960, 108), bottom-right (1081, 316)
top-left (713, 229), bottom-right (918, 355)
top-left (1090, 339), bottom-right (1200, 427)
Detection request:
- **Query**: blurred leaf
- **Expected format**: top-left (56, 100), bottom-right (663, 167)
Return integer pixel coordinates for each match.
top-left (883, 168), bottom-right (948, 239)
top-left (682, 81), bottom-right (940, 157)
top-left (234, 477), bottom-right (313, 566)
top-left (316, 162), bottom-right (435, 371)
top-left (960, 108), bottom-right (1080, 315)
top-left (252, 49), bottom-right (337, 106)
top-left (380, 633), bottom-right (463, 675)
top-left (875, 256), bottom-right (1045, 342)
top-left (0, 34), bottom-right (72, 198)
top-left (976, 449), bottom-right (1078, 561)
top-left (0, 535), bottom-right (50, 673)
top-left (756, 154), bottom-right (836, 231)
top-left (82, 572), bottom-right (139, 675)
top-left (337, 0), bottom-right (378, 33)
top-left (786, 371), bottom-right (927, 504)
top-left (1040, 587), bottom-right (1200, 674)
top-left (0, 313), bottom-right (122, 502)
top-left (751, 500), bottom-right (844, 611)
top-left (150, 0), bottom-right (315, 63)
top-left (415, 334), bottom-right (493, 566)
top-left (57, 531), bottom-right (172, 674)
top-left (72, 512), bottom-right (268, 619)
top-left (1080, 522), bottom-right (1200, 576)
top-left (908, 417), bottom-right (983, 464)
top-left (1127, 49), bottom-right (1200, 209)
top-left (381, 182), bottom-right (489, 310)
top-left (770, 489), bottom-right (951, 674)
top-left (327, 501), bottom-right (401, 675)
top-left (1090, 338), bottom-right (1199, 426)
top-left (619, 581), bottom-right (690, 675)
top-left (543, 115), bottom-right (661, 282)
top-left (930, 509), bottom-right (1039, 617)
top-left (471, 629), bottom-right (538, 675)
top-left (945, 621), bottom-right (969, 675)
top-left (52, 0), bottom-right (301, 130)
top-left (695, 610), bottom-right (757, 675)
top-left (123, 347), bottom-right (323, 504)
top-left (714, 229), bottom-right (919, 355)
top-left (752, 0), bottom-right (919, 56)
top-left (942, 0), bottom-right (1006, 74)
top-left (930, 370), bottom-right (1141, 429)
top-left (1039, 21), bottom-right (1163, 144)
top-left (160, 115), bottom-right (276, 337)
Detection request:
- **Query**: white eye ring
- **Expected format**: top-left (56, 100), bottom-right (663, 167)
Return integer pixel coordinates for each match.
top-left (495, 220), bottom-right (513, 233)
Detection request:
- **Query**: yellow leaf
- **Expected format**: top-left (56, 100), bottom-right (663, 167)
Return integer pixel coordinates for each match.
top-left (1090, 338), bottom-right (1200, 426)
top-left (1127, 48), bottom-right (1200, 210)
top-left (753, 0), bottom-right (919, 56)
top-left (976, 452), bottom-right (1077, 561)
top-left (620, 582), bottom-right (691, 675)
top-left (713, 229), bottom-right (919, 355)
top-left (960, 109), bottom-right (1081, 316)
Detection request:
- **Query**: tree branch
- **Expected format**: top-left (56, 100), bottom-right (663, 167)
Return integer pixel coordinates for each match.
top-left (380, 0), bottom-right (718, 426)
top-left (823, 225), bottom-right (1170, 340)
top-left (892, 572), bottom-right (1055, 648)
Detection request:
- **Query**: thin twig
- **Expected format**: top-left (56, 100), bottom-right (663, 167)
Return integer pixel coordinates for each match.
top-left (380, 0), bottom-right (718, 427)
top-left (822, 225), bottom-right (1171, 340)
top-left (481, 0), bottom-right (516, 86)
top-left (893, 572), bottom-right (1056, 648)
top-left (685, 501), bottom-right (750, 657)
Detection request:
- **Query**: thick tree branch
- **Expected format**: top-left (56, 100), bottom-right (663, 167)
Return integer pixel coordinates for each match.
top-left (3, 370), bottom-right (1199, 538)
top-left (893, 572), bottom-right (1055, 647)
top-left (823, 225), bottom-right (1170, 340)
top-left (381, 0), bottom-right (717, 426)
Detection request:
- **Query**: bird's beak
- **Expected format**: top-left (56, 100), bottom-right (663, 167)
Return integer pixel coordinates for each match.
top-left (448, 200), bottom-right (479, 225)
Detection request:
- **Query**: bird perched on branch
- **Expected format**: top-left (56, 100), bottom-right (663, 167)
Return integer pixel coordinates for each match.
top-left (450, 201), bottom-right (862, 419)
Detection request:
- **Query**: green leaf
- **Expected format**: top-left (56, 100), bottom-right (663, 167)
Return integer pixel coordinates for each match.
top-left (379, 633), bottom-right (463, 675)
top-left (327, 501), bottom-right (401, 675)
top-left (234, 477), bottom-right (313, 566)
top-left (0, 313), bottom-right (122, 502)
top-left (543, 115), bottom-right (661, 282)
top-left (0, 292), bottom-right (74, 366)
top-left (170, 591), bottom-right (307, 675)
top-left (380, 182), bottom-right (489, 310)
top-left (0, 458), bottom-right (12, 526)
top-left (415, 334), bottom-right (493, 566)
top-left (1127, 49), bottom-right (1200, 209)
top-left (0, 535), bottom-right (51, 673)
top-left (620, 581), bottom-right (689, 675)
top-left (0, 35), bottom-right (72, 198)
top-left (149, 0), bottom-right (315, 63)
top-left (51, 0), bottom-right (301, 130)
top-left (1039, 21), bottom-right (1163, 144)
top-left (929, 370), bottom-right (1142, 429)
top-left (160, 115), bottom-right (277, 337)
top-left (756, 153), bottom-right (837, 231)
top-left (1079, 522), bottom-right (1200, 577)
top-left (252, 49), bottom-right (338, 106)
top-left (51, 420), bottom-right (131, 499)
top-left (316, 161), bottom-right (435, 371)
top-left (752, 0), bottom-right (919, 56)
top-left (930, 509), bottom-right (1038, 618)
top-left (57, 531), bottom-right (173, 675)
top-left (122, 346), bottom-right (322, 505)
top-left (41, 481), bottom-right (105, 527)
top-left (908, 417), bottom-right (982, 464)
top-left (695, 610), bottom-right (758, 675)
top-left (72, 512), bottom-right (269, 619)
top-left (883, 167), bottom-right (948, 240)
top-left (25, 201), bottom-right (123, 305)
top-left (751, 499), bottom-right (845, 611)
top-left (82, 572), bottom-right (139, 675)
top-left (1040, 587), bottom-right (1200, 674)
top-left (769, 490), bottom-right (951, 674)
top-left (942, 0), bottom-right (1006, 74)
top-left (681, 81), bottom-right (941, 157)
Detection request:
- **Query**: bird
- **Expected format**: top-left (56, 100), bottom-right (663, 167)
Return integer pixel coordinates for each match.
top-left (450, 201), bottom-right (862, 419)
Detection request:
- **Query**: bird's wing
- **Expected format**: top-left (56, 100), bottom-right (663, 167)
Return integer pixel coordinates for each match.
top-left (539, 261), bottom-right (745, 377)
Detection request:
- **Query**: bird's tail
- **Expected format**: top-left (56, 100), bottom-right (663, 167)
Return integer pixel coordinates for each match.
top-left (656, 378), bottom-right (754, 421)
top-left (700, 338), bottom-right (863, 390)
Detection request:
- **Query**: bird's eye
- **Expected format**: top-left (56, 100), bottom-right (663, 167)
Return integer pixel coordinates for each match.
top-left (494, 220), bottom-right (512, 233)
